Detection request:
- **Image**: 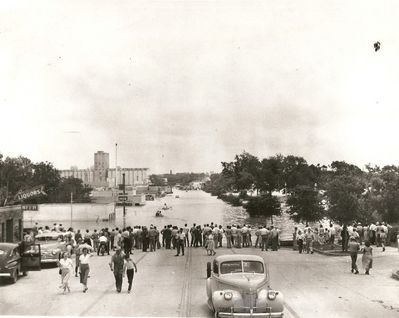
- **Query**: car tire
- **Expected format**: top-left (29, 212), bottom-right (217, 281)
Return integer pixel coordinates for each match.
top-left (207, 262), bottom-right (212, 278)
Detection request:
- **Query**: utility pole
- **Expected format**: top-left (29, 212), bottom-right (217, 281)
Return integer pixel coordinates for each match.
top-left (122, 173), bottom-right (126, 229)
top-left (115, 143), bottom-right (118, 188)
top-left (70, 192), bottom-right (73, 228)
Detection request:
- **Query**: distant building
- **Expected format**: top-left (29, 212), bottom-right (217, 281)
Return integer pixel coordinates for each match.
top-left (59, 151), bottom-right (149, 188)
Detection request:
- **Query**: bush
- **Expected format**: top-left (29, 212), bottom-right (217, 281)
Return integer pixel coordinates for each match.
top-left (218, 194), bottom-right (242, 206)
top-left (244, 194), bottom-right (281, 217)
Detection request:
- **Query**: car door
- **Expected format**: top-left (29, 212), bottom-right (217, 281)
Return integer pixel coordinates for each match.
top-left (21, 244), bottom-right (41, 271)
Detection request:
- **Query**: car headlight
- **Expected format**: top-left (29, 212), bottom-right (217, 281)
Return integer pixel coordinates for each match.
top-left (224, 291), bottom-right (233, 300)
top-left (52, 250), bottom-right (58, 255)
top-left (267, 290), bottom-right (278, 300)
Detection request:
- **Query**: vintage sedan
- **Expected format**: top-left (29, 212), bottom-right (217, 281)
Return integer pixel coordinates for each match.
top-left (35, 232), bottom-right (67, 264)
top-left (0, 242), bottom-right (41, 283)
top-left (206, 254), bottom-right (284, 318)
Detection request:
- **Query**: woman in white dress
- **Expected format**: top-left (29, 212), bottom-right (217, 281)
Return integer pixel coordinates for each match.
top-left (57, 252), bottom-right (74, 294)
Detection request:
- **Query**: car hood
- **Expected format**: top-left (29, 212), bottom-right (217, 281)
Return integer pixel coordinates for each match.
top-left (40, 242), bottom-right (62, 251)
top-left (215, 274), bottom-right (269, 292)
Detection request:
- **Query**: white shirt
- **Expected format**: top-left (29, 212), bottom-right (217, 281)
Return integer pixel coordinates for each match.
top-left (59, 258), bottom-right (74, 271)
top-left (79, 254), bottom-right (91, 264)
top-left (99, 236), bottom-right (108, 242)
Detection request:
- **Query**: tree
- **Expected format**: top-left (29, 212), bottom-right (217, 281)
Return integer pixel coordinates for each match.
top-left (286, 185), bottom-right (325, 223)
top-left (244, 193), bottom-right (281, 218)
top-left (57, 177), bottom-right (92, 203)
top-left (27, 162), bottom-right (61, 203)
top-left (281, 156), bottom-right (319, 191)
top-left (257, 155), bottom-right (284, 194)
top-left (222, 151), bottom-right (260, 192)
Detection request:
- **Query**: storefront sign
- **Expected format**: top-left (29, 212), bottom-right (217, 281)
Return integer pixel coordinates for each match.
top-left (14, 186), bottom-right (46, 201)
top-left (21, 204), bottom-right (39, 211)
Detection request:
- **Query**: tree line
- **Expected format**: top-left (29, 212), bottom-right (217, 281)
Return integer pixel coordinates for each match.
top-left (150, 172), bottom-right (208, 186)
top-left (203, 152), bottom-right (399, 225)
top-left (0, 154), bottom-right (92, 206)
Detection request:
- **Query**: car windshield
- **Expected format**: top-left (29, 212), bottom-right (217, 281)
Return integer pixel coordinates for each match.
top-left (36, 236), bottom-right (59, 242)
top-left (220, 261), bottom-right (264, 274)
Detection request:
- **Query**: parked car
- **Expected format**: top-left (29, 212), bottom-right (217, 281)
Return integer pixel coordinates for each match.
top-left (35, 232), bottom-right (68, 264)
top-left (206, 254), bottom-right (284, 318)
top-left (0, 242), bottom-right (41, 283)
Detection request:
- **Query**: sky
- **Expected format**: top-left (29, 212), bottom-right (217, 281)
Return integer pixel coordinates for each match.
top-left (1, 0), bottom-right (399, 174)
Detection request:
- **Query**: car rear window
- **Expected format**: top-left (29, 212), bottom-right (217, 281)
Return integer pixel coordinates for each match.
top-left (243, 261), bottom-right (264, 273)
top-left (220, 260), bottom-right (264, 274)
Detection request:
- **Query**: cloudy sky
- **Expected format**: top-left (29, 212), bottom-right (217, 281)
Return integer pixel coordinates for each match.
top-left (1, 0), bottom-right (399, 174)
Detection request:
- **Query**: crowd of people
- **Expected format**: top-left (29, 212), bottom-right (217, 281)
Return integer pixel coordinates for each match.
top-left (25, 219), bottom-right (398, 294)
top-left (292, 221), bottom-right (398, 275)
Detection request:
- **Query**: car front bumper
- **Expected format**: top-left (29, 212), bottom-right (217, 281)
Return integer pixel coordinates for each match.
top-left (0, 268), bottom-right (14, 277)
top-left (0, 272), bottom-right (12, 277)
top-left (217, 307), bottom-right (283, 318)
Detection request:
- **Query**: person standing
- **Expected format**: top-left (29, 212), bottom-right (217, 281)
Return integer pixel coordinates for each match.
top-left (164, 226), bottom-right (172, 249)
top-left (260, 225), bottom-right (269, 251)
top-left (341, 224), bottom-right (349, 252)
top-left (92, 230), bottom-right (99, 252)
top-left (75, 230), bottom-right (82, 244)
top-left (361, 241), bottom-right (373, 275)
top-left (380, 228), bottom-right (387, 252)
top-left (148, 226), bottom-right (157, 252)
top-left (305, 228), bottom-right (314, 254)
top-left (218, 225), bottom-right (224, 248)
top-left (206, 232), bottom-right (216, 256)
top-left (142, 226), bottom-right (149, 252)
top-left (123, 254), bottom-right (137, 293)
top-left (98, 232), bottom-right (109, 255)
top-left (183, 224), bottom-right (190, 247)
top-left (79, 247), bottom-right (92, 292)
top-left (190, 224), bottom-right (196, 247)
top-left (225, 226), bottom-right (232, 248)
top-left (270, 226), bottom-right (279, 251)
top-left (292, 227), bottom-right (298, 251)
top-left (297, 230), bottom-right (304, 253)
top-left (110, 229), bottom-right (116, 250)
top-left (231, 224), bottom-right (237, 247)
top-left (109, 247), bottom-right (125, 293)
top-left (329, 224), bottom-right (336, 246)
top-left (57, 252), bottom-right (73, 294)
top-left (175, 229), bottom-right (185, 256)
top-left (348, 237), bottom-right (360, 274)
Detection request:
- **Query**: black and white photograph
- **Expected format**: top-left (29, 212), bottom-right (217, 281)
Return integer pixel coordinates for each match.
top-left (1, 1), bottom-right (399, 317)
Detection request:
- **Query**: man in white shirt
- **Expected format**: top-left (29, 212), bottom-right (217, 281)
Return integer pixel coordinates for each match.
top-left (98, 233), bottom-right (109, 255)
top-left (259, 226), bottom-right (269, 251)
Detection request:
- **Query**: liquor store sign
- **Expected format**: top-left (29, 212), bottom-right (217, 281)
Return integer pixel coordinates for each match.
top-left (14, 186), bottom-right (46, 201)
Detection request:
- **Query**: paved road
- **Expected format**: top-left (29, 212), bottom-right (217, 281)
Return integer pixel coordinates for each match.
top-left (1, 245), bottom-right (398, 317)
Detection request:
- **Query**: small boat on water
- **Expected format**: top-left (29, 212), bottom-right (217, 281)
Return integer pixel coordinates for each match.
top-left (155, 210), bottom-right (164, 217)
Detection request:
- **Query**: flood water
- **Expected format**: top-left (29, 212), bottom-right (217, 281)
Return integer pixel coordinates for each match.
top-left (25, 189), bottom-right (298, 241)
top-left (115, 189), bottom-right (296, 241)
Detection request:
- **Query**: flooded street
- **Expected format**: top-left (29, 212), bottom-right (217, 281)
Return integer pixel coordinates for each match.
top-left (116, 189), bottom-right (294, 241)
top-left (116, 189), bottom-right (251, 230)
